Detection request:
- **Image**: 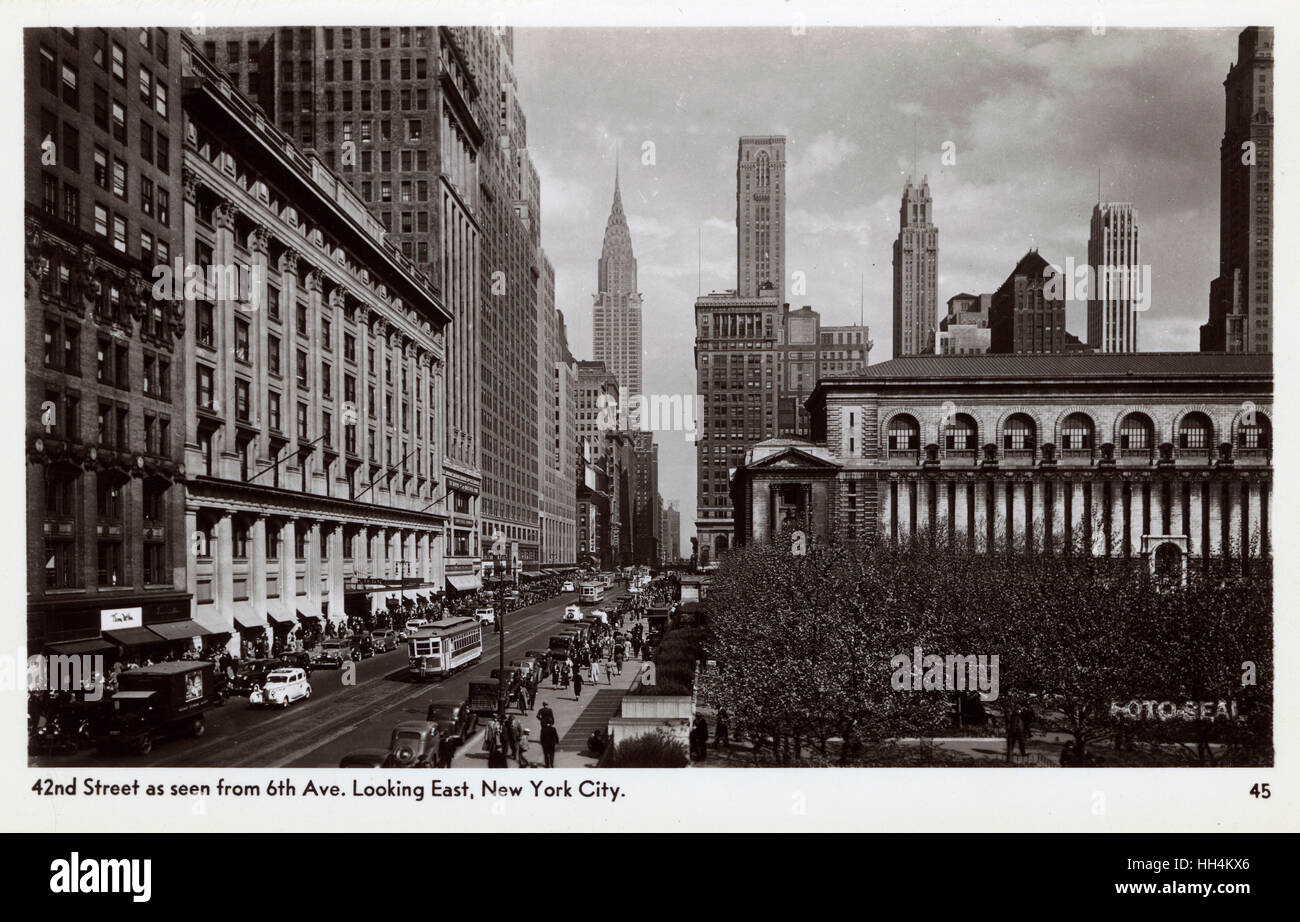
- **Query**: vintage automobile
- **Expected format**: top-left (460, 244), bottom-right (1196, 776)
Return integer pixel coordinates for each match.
top-left (425, 697), bottom-right (478, 744)
top-left (338, 750), bottom-right (387, 768)
top-left (312, 640), bottom-right (352, 669)
top-left (349, 634), bottom-right (376, 660)
top-left (510, 656), bottom-right (544, 687)
top-left (370, 629), bottom-right (398, 652)
top-left (249, 668), bottom-right (312, 708)
top-left (562, 605), bottom-right (583, 623)
top-left (276, 650), bottom-right (313, 675)
top-left (96, 662), bottom-right (223, 756)
top-left (229, 658), bottom-right (282, 696)
top-left (385, 721), bottom-right (441, 767)
top-left (474, 607), bottom-right (497, 625)
top-left (561, 581), bottom-right (576, 592)
top-left (404, 618), bottom-right (430, 635)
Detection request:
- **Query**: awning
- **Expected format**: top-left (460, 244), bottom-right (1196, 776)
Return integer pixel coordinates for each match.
top-left (195, 606), bottom-right (235, 635)
top-left (103, 627), bottom-right (164, 647)
top-left (230, 601), bottom-right (262, 632)
top-left (46, 637), bottom-right (115, 656)
top-left (147, 620), bottom-right (211, 641)
top-left (447, 574), bottom-right (482, 592)
top-left (265, 598), bottom-right (295, 625)
top-left (296, 597), bottom-right (322, 622)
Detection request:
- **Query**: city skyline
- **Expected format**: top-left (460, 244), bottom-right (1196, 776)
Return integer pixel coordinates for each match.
top-left (514, 26), bottom-right (1243, 541)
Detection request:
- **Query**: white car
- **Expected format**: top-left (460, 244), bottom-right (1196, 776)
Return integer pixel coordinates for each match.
top-left (405, 619), bottom-right (429, 633)
top-left (562, 605), bottom-right (583, 622)
top-left (475, 607), bottom-right (496, 625)
top-left (250, 668), bottom-right (311, 709)
top-left (561, 581), bottom-right (575, 592)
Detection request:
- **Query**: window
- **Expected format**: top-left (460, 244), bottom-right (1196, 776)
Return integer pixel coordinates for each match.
top-left (1002, 415), bottom-right (1035, 452)
top-left (887, 415), bottom-right (918, 452)
top-left (235, 379), bottom-right (251, 421)
top-left (154, 79), bottom-right (168, 117)
top-left (269, 389), bottom-right (282, 433)
top-left (138, 66), bottom-right (151, 103)
top-left (156, 134), bottom-right (169, 175)
top-left (1119, 414), bottom-right (1152, 452)
top-left (322, 362), bottom-right (333, 398)
top-left (110, 41), bottom-right (125, 83)
top-left (140, 175), bottom-right (153, 217)
top-left (944, 414), bottom-right (976, 452)
top-left (157, 187), bottom-right (170, 224)
top-left (268, 334), bottom-right (281, 375)
top-left (297, 402), bottom-right (309, 439)
top-left (296, 350), bottom-right (308, 387)
top-left (96, 540), bottom-right (123, 587)
top-left (111, 158), bottom-right (126, 199)
top-left (1238, 414), bottom-right (1270, 451)
top-left (93, 147), bottom-right (107, 188)
top-left (344, 332), bottom-right (356, 362)
top-left (62, 122), bottom-right (80, 172)
top-left (140, 122), bottom-right (153, 163)
top-left (111, 100), bottom-right (126, 142)
top-left (196, 300), bottom-right (214, 346)
top-left (196, 364), bottom-right (214, 410)
top-left (61, 62), bottom-right (79, 107)
top-left (235, 318), bottom-right (250, 361)
top-left (1177, 413), bottom-right (1211, 451)
top-left (268, 285), bottom-right (281, 321)
top-left (1061, 413), bottom-right (1093, 451)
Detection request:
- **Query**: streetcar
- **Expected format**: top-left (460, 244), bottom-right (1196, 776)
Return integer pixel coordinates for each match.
top-left (407, 616), bottom-right (483, 680)
top-left (579, 581), bottom-right (605, 604)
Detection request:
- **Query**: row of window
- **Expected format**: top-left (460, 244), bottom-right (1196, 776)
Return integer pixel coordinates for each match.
top-left (881, 411), bottom-right (1273, 454)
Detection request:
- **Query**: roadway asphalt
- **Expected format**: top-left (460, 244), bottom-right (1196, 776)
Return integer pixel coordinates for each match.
top-left (29, 590), bottom-right (594, 769)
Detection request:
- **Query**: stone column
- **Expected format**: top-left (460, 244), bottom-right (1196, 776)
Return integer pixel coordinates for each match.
top-left (915, 478), bottom-right (931, 544)
top-left (328, 522), bottom-right (344, 628)
top-left (216, 510), bottom-right (234, 621)
top-left (1030, 479), bottom-right (1046, 554)
top-left (1169, 480), bottom-right (1185, 539)
top-left (753, 481), bottom-right (771, 544)
top-left (1187, 480), bottom-right (1204, 558)
top-left (1246, 479), bottom-right (1262, 557)
top-left (1207, 480), bottom-right (1223, 557)
top-left (991, 479), bottom-right (1008, 553)
top-left (1128, 481), bottom-right (1144, 557)
top-left (896, 479), bottom-right (912, 545)
top-left (1227, 479), bottom-right (1244, 558)
top-left (1110, 480), bottom-right (1125, 557)
top-left (1070, 481), bottom-right (1085, 554)
top-left (250, 515), bottom-right (267, 620)
top-left (882, 480), bottom-right (896, 544)
top-left (972, 478), bottom-right (989, 553)
top-left (1049, 479), bottom-right (1065, 554)
top-left (1011, 479), bottom-right (1028, 553)
top-left (1089, 482), bottom-right (1106, 557)
top-left (1150, 479), bottom-right (1164, 537)
top-left (936, 479), bottom-right (951, 549)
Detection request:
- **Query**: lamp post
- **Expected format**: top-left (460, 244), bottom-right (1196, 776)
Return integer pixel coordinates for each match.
top-left (491, 552), bottom-right (507, 720)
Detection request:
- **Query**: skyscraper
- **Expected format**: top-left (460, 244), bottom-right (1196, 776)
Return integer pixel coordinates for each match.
top-left (1087, 201), bottom-right (1141, 352)
top-left (892, 176), bottom-right (938, 356)
top-left (593, 163), bottom-right (643, 410)
top-left (736, 136), bottom-right (786, 299)
top-left (989, 250), bottom-right (1089, 354)
top-left (1201, 26), bottom-right (1273, 354)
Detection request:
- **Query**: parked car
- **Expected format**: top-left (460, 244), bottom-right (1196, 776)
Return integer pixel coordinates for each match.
top-left (229, 658), bottom-right (281, 696)
top-left (349, 634), bottom-right (376, 660)
top-left (474, 607), bottom-right (496, 625)
top-left (425, 697), bottom-right (478, 744)
top-left (277, 650), bottom-right (313, 675)
top-left (95, 662), bottom-right (224, 755)
top-left (561, 581), bottom-right (575, 592)
top-left (370, 629), bottom-right (398, 652)
top-left (249, 668), bottom-right (312, 708)
top-left (312, 640), bottom-right (352, 669)
top-left (384, 721), bottom-right (441, 767)
top-left (510, 656), bottom-right (544, 687)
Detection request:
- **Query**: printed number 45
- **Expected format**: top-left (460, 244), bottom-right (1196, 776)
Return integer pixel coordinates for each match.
top-left (1249, 783), bottom-right (1271, 799)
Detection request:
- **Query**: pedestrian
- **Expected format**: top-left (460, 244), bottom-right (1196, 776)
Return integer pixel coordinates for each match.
top-left (573, 669), bottom-right (584, 700)
top-left (537, 701), bottom-right (555, 729)
top-left (715, 708), bottom-right (730, 749)
top-left (540, 722), bottom-right (559, 768)
top-left (505, 714), bottom-right (521, 761)
top-left (591, 659), bottom-right (603, 685)
top-left (1006, 707), bottom-right (1027, 758)
top-left (691, 713), bottom-right (709, 761)
top-left (437, 733), bottom-right (456, 768)
top-left (550, 662), bottom-right (559, 689)
top-left (516, 723), bottom-right (531, 768)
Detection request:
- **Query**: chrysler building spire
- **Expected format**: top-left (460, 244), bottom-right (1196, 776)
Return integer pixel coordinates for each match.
top-left (594, 162), bottom-right (644, 401)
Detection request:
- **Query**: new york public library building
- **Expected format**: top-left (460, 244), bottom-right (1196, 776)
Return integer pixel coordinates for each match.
top-left (728, 353), bottom-right (1272, 569)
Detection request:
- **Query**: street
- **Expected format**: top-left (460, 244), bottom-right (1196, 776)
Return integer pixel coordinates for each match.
top-left (30, 591), bottom-right (585, 769)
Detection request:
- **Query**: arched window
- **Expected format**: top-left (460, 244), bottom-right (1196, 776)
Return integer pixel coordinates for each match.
top-left (944, 413), bottom-right (977, 453)
top-left (1238, 412), bottom-right (1271, 453)
top-left (1119, 413), bottom-right (1153, 453)
top-left (1061, 413), bottom-right (1094, 452)
top-left (1002, 414), bottom-right (1036, 454)
top-left (756, 151), bottom-right (770, 187)
top-left (1177, 412), bottom-right (1212, 452)
top-left (887, 414), bottom-right (920, 454)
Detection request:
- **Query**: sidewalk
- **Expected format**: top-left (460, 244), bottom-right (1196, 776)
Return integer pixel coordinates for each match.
top-left (457, 617), bottom-right (647, 769)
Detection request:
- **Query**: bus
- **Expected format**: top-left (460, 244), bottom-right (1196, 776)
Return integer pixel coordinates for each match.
top-left (407, 616), bottom-right (483, 680)
top-left (579, 582), bottom-right (605, 604)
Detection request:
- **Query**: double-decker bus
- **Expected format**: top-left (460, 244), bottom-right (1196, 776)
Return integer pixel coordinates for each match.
top-left (579, 581), bottom-right (605, 604)
top-left (407, 617), bottom-right (483, 680)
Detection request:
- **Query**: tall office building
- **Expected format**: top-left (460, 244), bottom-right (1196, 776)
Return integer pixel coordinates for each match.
top-left (593, 164), bottom-right (643, 411)
top-left (778, 304), bottom-right (871, 437)
top-left (694, 292), bottom-right (783, 565)
top-left (736, 136), bottom-right (786, 299)
top-left (539, 273), bottom-right (577, 566)
top-left (989, 250), bottom-right (1090, 354)
top-left (1201, 26), bottom-right (1273, 354)
top-left (1087, 202), bottom-right (1141, 352)
top-left (891, 176), bottom-right (938, 356)
top-left (661, 500), bottom-right (681, 564)
top-left (631, 431), bottom-right (659, 565)
top-left (937, 293), bottom-right (992, 355)
top-left (202, 25), bottom-right (487, 590)
top-left (25, 27), bottom-right (191, 654)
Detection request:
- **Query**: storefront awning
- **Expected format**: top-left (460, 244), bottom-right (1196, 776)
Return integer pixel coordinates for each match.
top-left (46, 637), bottom-right (115, 656)
top-left (226, 601), bottom-right (260, 632)
top-left (447, 574), bottom-right (482, 592)
top-left (195, 606), bottom-right (234, 635)
top-left (297, 596), bottom-right (323, 621)
top-left (147, 620), bottom-right (211, 641)
top-left (103, 627), bottom-right (164, 647)
top-left (265, 598), bottom-right (295, 625)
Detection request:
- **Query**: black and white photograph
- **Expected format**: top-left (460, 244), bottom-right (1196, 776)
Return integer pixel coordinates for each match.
top-left (5, 0), bottom-right (1295, 849)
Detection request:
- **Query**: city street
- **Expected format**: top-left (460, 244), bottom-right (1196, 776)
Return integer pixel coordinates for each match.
top-left (30, 591), bottom-right (589, 769)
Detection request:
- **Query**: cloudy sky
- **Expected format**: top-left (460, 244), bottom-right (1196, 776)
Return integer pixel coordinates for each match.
top-left (513, 26), bottom-right (1241, 555)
